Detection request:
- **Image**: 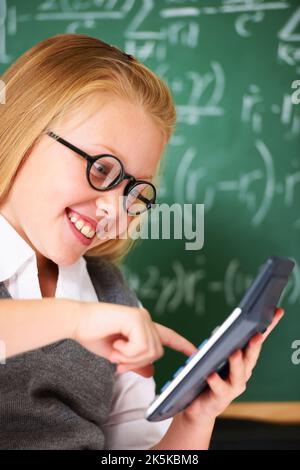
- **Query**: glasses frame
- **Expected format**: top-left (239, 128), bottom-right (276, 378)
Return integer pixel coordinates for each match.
top-left (45, 130), bottom-right (156, 216)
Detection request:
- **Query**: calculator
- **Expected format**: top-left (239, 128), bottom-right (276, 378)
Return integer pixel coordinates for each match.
top-left (145, 256), bottom-right (295, 422)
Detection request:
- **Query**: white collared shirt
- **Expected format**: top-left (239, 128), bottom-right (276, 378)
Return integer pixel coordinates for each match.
top-left (0, 213), bottom-right (172, 450)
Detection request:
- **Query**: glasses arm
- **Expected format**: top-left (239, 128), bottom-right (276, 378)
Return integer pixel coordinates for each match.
top-left (46, 130), bottom-right (92, 162)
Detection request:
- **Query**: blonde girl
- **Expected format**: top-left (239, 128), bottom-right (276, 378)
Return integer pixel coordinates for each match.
top-left (0, 34), bottom-right (283, 450)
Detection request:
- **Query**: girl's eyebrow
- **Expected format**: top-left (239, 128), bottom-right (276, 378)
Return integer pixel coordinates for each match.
top-left (89, 142), bottom-right (154, 180)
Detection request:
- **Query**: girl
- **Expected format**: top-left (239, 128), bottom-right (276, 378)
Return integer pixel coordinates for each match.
top-left (0, 34), bottom-right (284, 450)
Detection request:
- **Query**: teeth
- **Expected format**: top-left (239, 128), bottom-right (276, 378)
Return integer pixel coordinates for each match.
top-left (67, 210), bottom-right (96, 239)
top-left (87, 229), bottom-right (95, 238)
top-left (75, 220), bottom-right (84, 230)
top-left (81, 225), bottom-right (91, 236)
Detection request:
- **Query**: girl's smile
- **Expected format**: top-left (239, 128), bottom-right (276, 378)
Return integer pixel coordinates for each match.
top-left (65, 207), bottom-right (97, 247)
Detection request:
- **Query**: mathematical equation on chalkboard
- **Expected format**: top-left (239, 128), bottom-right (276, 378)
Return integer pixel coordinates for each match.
top-left (157, 138), bottom-right (300, 228)
top-left (122, 255), bottom-right (299, 316)
top-left (1, 1), bottom-right (300, 66)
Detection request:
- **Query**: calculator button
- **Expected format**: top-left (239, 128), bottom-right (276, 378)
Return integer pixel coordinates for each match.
top-left (198, 339), bottom-right (208, 349)
top-left (185, 351), bottom-right (198, 364)
top-left (173, 366), bottom-right (184, 378)
top-left (185, 339), bottom-right (209, 365)
top-left (160, 380), bottom-right (172, 393)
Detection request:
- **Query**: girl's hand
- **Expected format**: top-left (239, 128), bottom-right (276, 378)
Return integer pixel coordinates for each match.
top-left (180, 307), bottom-right (285, 424)
top-left (73, 301), bottom-right (198, 378)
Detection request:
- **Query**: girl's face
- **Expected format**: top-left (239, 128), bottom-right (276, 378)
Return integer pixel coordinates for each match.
top-left (0, 95), bottom-right (166, 266)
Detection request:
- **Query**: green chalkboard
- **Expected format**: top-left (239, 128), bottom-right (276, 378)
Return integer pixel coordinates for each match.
top-left (1, 0), bottom-right (300, 401)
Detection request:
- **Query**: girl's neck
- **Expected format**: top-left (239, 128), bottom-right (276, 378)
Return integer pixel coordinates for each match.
top-left (36, 254), bottom-right (59, 298)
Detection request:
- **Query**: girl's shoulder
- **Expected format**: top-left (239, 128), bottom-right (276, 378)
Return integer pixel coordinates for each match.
top-left (83, 255), bottom-right (140, 308)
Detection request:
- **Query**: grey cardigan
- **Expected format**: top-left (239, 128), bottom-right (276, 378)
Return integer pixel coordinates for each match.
top-left (0, 255), bottom-right (140, 450)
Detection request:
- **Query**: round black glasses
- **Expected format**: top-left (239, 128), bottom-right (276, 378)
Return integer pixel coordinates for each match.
top-left (46, 130), bottom-right (156, 216)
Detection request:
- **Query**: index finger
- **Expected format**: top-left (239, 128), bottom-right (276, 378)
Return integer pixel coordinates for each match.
top-left (154, 322), bottom-right (198, 357)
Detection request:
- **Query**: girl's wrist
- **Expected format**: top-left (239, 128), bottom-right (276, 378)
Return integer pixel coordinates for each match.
top-left (179, 407), bottom-right (217, 427)
top-left (167, 409), bottom-right (216, 450)
top-left (66, 298), bottom-right (85, 342)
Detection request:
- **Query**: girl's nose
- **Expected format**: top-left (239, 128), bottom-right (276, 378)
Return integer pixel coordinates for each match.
top-left (95, 181), bottom-right (128, 219)
top-left (94, 182), bottom-right (130, 238)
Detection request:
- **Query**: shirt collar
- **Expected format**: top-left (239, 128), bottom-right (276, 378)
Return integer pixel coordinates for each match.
top-left (0, 213), bottom-right (36, 283)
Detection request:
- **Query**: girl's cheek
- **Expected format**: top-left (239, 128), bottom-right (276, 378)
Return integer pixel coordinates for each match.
top-left (58, 177), bottom-right (88, 209)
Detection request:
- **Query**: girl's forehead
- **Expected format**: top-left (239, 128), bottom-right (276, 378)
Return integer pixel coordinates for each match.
top-left (59, 97), bottom-right (161, 141)
top-left (59, 100), bottom-right (165, 164)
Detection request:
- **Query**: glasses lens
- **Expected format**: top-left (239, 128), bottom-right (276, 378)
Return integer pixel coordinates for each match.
top-left (126, 183), bottom-right (155, 215)
top-left (89, 156), bottom-right (122, 189)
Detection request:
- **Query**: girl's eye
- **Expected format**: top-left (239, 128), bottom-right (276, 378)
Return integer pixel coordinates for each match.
top-left (93, 161), bottom-right (107, 176)
top-left (89, 157), bottom-right (122, 189)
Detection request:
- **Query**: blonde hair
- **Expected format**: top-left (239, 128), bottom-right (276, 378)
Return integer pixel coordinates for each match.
top-left (0, 34), bottom-right (176, 266)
